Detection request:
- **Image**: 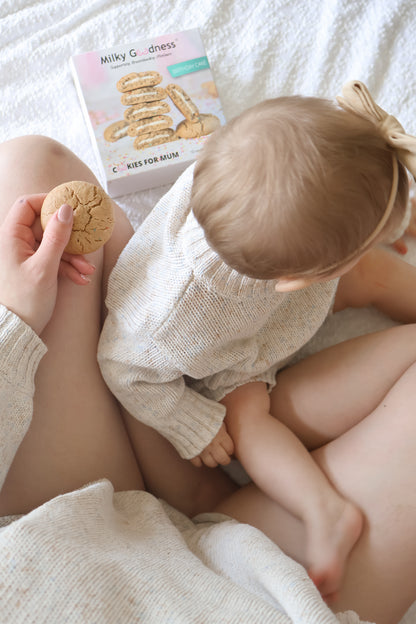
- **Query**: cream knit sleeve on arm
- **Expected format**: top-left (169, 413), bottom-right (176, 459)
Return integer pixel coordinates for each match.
top-left (0, 305), bottom-right (47, 490)
top-left (98, 314), bottom-right (226, 460)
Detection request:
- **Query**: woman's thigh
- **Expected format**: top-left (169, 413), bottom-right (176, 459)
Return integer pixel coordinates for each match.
top-left (217, 357), bottom-right (416, 624)
top-left (0, 136), bottom-right (144, 515)
top-left (270, 323), bottom-right (416, 448)
top-left (315, 358), bottom-right (416, 623)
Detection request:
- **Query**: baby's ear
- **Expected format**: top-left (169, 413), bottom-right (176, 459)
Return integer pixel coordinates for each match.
top-left (274, 277), bottom-right (314, 292)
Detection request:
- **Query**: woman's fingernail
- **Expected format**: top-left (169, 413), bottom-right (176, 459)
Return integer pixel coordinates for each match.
top-left (58, 203), bottom-right (73, 223)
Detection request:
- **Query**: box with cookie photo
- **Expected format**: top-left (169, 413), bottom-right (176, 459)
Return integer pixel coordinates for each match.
top-left (70, 29), bottom-right (226, 197)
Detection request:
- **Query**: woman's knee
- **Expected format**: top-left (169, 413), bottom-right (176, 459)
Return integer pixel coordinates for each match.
top-left (0, 135), bottom-right (100, 205)
top-left (0, 135), bottom-right (73, 172)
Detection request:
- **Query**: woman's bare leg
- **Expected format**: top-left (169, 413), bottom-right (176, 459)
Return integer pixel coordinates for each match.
top-left (271, 324), bottom-right (416, 449)
top-left (122, 411), bottom-right (238, 517)
top-left (217, 355), bottom-right (416, 624)
top-left (0, 135), bottom-right (143, 515)
top-left (317, 359), bottom-right (416, 623)
top-left (0, 135), bottom-right (236, 519)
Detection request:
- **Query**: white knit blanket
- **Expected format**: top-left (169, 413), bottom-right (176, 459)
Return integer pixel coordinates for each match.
top-left (1, 1), bottom-right (416, 622)
top-left (0, 480), bottom-right (368, 624)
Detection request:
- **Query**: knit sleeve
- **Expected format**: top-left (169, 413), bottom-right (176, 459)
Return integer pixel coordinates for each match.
top-left (0, 305), bottom-right (47, 490)
top-left (98, 315), bottom-right (226, 460)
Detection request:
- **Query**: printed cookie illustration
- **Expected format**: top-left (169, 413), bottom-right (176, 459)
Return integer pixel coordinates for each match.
top-left (124, 101), bottom-right (171, 123)
top-left (133, 128), bottom-right (177, 150)
top-left (176, 113), bottom-right (220, 139)
top-left (120, 86), bottom-right (167, 106)
top-left (116, 71), bottom-right (162, 93)
top-left (166, 84), bottom-right (200, 122)
top-left (104, 120), bottom-right (130, 142)
top-left (127, 115), bottom-right (173, 137)
top-left (201, 81), bottom-right (218, 98)
top-left (41, 181), bottom-right (115, 254)
top-left (105, 72), bottom-right (219, 150)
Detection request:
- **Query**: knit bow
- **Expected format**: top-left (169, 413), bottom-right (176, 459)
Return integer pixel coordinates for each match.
top-left (337, 80), bottom-right (416, 179)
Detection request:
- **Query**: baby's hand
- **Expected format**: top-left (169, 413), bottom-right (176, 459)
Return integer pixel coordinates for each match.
top-left (190, 423), bottom-right (234, 468)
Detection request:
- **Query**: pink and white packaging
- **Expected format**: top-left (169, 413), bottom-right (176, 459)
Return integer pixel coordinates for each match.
top-left (70, 29), bottom-right (225, 197)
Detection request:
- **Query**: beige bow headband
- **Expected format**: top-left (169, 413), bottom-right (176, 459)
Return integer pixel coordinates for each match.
top-left (333, 80), bottom-right (416, 256)
top-left (337, 80), bottom-right (416, 179)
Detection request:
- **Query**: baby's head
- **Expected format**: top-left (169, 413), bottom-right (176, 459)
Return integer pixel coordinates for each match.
top-left (191, 96), bottom-right (409, 280)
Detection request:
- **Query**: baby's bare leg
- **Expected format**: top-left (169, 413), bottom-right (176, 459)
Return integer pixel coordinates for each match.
top-left (223, 382), bottom-right (362, 599)
top-left (0, 136), bottom-right (143, 515)
top-left (266, 325), bottom-right (416, 596)
top-left (218, 359), bottom-right (416, 624)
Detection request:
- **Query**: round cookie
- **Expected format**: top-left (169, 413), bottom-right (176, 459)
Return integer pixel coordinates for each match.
top-left (124, 100), bottom-right (171, 122)
top-left (120, 86), bottom-right (167, 106)
top-left (166, 84), bottom-right (200, 122)
top-left (176, 114), bottom-right (220, 139)
top-left (104, 120), bottom-right (130, 142)
top-left (116, 71), bottom-right (162, 93)
top-left (133, 128), bottom-right (177, 150)
top-left (41, 181), bottom-right (115, 254)
top-left (127, 115), bottom-right (173, 137)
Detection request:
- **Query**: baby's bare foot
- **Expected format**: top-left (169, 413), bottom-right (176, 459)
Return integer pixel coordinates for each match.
top-left (306, 500), bottom-right (363, 601)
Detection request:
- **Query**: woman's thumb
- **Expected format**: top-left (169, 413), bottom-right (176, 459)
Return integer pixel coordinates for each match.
top-left (56, 203), bottom-right (74, 226)
top-left (36, 203), bottom-right (73, 268)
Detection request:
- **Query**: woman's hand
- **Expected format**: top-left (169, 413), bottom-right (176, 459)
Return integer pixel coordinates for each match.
top-left (0, 194), bottom-right (95, 335)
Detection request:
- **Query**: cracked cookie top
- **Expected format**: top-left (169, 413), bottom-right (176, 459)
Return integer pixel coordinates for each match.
top-left (41, 181), bottom-right (115, 254)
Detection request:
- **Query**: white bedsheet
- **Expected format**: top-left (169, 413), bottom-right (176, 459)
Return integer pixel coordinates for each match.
top-left (1, 1), bottom-right (416, 622)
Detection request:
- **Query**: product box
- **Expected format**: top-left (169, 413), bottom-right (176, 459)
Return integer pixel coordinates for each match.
top-left (70, 29), bottom-right (225, 197)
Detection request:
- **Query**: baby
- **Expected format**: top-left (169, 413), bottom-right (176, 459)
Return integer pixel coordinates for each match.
top-left (98, 81), bottom-right (415, 599)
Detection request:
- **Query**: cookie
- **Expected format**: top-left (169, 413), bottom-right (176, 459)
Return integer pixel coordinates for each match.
top-left (41, 181), bottom-right (115, 255)
top-left (103, 120), bottom-right (130, 142)
top-left (116, 71), bottom-right (162, 93)
top-left (176, 113), bottom-right (220, 139)
top-left (120, 86), bottom-right (167, 106)
top-left (133, 128), bottom-right (177, 150)
top-left (127, 115), bottom-right (173, 137)
top-left (166, 84), bottom-right (199, 122)
top-left (124, 101), bottom-right (171, 122)
top-left (201, 81), bottom-right (218, 98)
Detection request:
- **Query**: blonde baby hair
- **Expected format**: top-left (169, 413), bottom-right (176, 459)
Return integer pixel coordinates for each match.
top-left (191, 95), bottom-right (409, 280)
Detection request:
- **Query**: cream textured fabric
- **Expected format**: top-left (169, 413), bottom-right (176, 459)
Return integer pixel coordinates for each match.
top-left (98, 165), bottom-right (338, 459)
top-left (0, 306), bottom-right (46, 487)
top-left (0, 303), bottom-right (372, 624)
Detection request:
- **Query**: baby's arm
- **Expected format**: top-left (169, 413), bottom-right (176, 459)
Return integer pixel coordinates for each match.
top-left (334, 246), bottom-right (416, 322)
top-left (98, 323), bottom-right (227, 460)
top-left (190, 383), bottom-right (269, 468)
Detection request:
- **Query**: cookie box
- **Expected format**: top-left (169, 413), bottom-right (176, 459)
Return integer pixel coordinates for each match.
top-left (70, 29), bottom-right (225, 197)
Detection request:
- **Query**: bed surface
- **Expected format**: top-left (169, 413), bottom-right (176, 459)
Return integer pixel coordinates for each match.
top-left (2, 0), bottom-right (416, 233)
top-left (1, 1), bottom-right (416, 622)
